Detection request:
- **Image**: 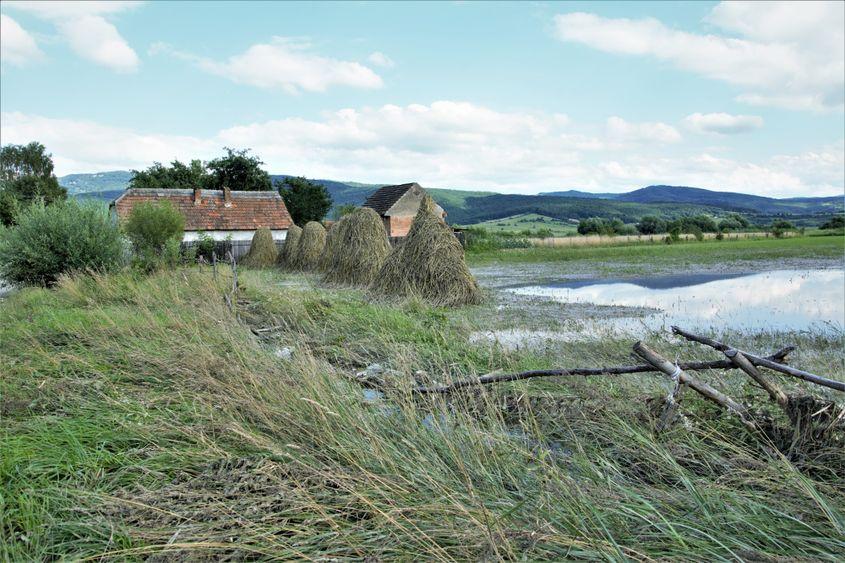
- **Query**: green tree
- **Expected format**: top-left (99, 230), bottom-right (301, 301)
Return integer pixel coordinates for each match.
top-left (124, 201), bottom-right (185, 270)
top-left (0, 142), bottom-right (66, 225)
top-left (206, 148), bottom-right (272, 192)
top-left (129, 159), bottom-right (209, 190)
top-left (333, 203), bottom-right (358, 220)
top-left (277, 176), bottom-right (333, 225)
top-left (0, 199), bottom-right (123, 286)
top-left (820, 215), bottom-right (844, 230)
top-left (636, 215), bottom-right (666, 234)
top-left (771, 219), bottom-right (794, 238)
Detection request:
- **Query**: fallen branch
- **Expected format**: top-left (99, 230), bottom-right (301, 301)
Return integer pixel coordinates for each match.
top-left (671, 326), bottom-right (844, 393)
top-left (633, 341), bottom-right (758, 432)
top-left (413, 346), bottom-right (794, 394)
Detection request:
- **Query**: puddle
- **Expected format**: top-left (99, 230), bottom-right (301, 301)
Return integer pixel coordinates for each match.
top-left (483, 270), bottom-right (844, 347)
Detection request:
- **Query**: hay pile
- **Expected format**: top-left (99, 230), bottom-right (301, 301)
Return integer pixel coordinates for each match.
top-left (290, 221), bottom-right (326, 271)
top-left (278, 223), bottom-right (301, 268)
top-left (370, 196), bottom-right (481, 306)
top-left (318, 221), bottom-right (339, 273)
top-left (322, 208), bottom-right (391, 286)
top-left (240, 227), bottom-right (278, 268)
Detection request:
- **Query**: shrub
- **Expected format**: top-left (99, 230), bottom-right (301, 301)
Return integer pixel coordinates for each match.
top-left (820, 216), bottom-right (844, 230)
top-left (123, 201), bottom-right (185, 271)
top-left (771, 219), bottom-right (794, 238)
top-left (0, 200), bottom-right (123, 286)
top-left (636, 215), bottom-right (666, 235)
top-left (195, 232), bottom-right (216, 262)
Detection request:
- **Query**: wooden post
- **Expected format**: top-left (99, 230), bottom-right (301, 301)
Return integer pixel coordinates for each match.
top-left (726, 349), bottom-right (789, 408)
top-left (633, 341), bottom-right (758, 432)
top-left (212, 251), bottom-right (218, 281)
top-left (671, 326), bottom-right (844, 392)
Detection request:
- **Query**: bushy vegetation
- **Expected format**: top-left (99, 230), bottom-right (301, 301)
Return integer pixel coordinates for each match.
top-left (0, 142), bottom-right (67, 226)
top-left (463, 226), bottom-right (532, 252)
top-left (0, 199), bottom-right (123, 286)
top-left (577, 217), bottom-right (637, 236)
top-left (277, 176), bottom-right (333, 225)
top-left (130, 148), bottom-right (272, 192)
top-left (820, 215), bottom-right (844, 230)
top-left (1, 268), bottom-right (842, 560)
top-left (771, 219), bottom-right (796, 238)
top-left (123, 200), bottom-right (185, 271)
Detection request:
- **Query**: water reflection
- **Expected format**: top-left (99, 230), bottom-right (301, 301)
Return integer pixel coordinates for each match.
top-left (507, 269), bottom-right (844, 334)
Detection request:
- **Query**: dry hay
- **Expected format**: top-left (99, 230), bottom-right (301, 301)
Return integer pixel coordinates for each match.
top-left (317, 220), bottom-right (340, 272)
top-left (278, 223), bottom-right (302, 268)
top-left (290, 221), bottom-right (327, 271)
top-left (322, 207), bottom-right (391, 286)
top-left (370, 196), bottom-right (482, 306)
top-left (240, 227), bottom-right (278, 268)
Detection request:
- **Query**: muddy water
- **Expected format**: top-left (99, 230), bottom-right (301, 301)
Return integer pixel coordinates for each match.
top-left (473, 270), bottom-right (844, 348)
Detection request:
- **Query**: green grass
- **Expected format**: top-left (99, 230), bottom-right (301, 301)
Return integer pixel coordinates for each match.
top-left (467, 233), bottom-right (845, 270)
top-left (464, 213), bottom-right (578, 236)
top-left (1, 268), bottom-right (843, 560)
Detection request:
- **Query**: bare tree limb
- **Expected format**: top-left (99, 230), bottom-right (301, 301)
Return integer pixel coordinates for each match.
top-left (671, 326), bottom-right (844, 392)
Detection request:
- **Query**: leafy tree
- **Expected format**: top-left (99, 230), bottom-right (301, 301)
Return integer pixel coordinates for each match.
top-left (124, 201), bottom-right (185, 270)
top-left (277, 176), bottom-right (333, 225)
top-left (636, 215), bottom-right (667, 234)
top-left (820, 215), bottom-right (844, 230)
top-left (129, 159), bottom-right (209, 190)
top-left (0, 199), bottom-right (123, 286)
top-left (718, 212), bottom-right (749, 232)
top-left (333, 203), bottom-right (358, 220)
top-left (771, 219), bottom-right (794, 238)
top-left (0, 142), bottom-right (66, 225)
top-left (206, 148), bottom-right (272, 192)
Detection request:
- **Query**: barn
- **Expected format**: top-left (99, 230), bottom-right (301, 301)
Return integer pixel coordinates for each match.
top-left (111, 187), bottom-right (293, 258)
top-left (362, 182), bottom-right (446, 238)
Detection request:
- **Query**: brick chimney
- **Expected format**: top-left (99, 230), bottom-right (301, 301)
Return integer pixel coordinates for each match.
top-left (223, 186), bottom-right (232, 207)
top-left (193, 188), bottom-right (202, 205)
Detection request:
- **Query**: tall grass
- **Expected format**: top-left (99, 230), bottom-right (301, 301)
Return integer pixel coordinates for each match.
top-left (2, 269), bottom-right (843, 560)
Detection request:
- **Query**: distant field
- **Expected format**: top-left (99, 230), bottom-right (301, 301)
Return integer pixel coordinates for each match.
top-left (467, 232), bottom-right (845, 267)
top-left (464, 213), bottom-right (578, 235)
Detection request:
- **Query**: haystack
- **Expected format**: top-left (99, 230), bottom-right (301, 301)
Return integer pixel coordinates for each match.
top-left (290, 221), bottom-right (326, 271)
top-left (240, 227), bottom-right (278, 268)
top-left (318, 220), bottom-right (341, 273)
top-left (370, 196), bottom-right (482, 306)
top-left (278, 223), bottom-right (301, 268)
top-left (323, 207), bottom-right (391, 286)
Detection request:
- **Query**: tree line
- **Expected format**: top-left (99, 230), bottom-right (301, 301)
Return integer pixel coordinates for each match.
top-left (0, 143), bottom-right (334, 227)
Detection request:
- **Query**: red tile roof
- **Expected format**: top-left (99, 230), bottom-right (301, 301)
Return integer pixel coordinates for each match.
top-left (111, 188), bottom-right (293, 231)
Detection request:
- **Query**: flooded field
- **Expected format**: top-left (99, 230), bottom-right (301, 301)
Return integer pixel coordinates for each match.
top-left (473, 269), bottom-right (845, 347)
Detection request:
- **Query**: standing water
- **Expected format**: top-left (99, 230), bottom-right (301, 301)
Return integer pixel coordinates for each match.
top-left (491, 270), bottom-right (844, 344)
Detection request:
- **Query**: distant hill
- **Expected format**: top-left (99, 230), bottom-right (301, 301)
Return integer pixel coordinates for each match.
top-left (61, 172), bottom-right (843, 226)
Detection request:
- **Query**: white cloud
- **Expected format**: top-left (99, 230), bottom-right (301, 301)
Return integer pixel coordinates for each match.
top-left (683, 112), bottom-right (763, 135)
top-left (154, 37), bottom-right (383, 94)
top-left (2, 107), bottom-right (841, 198)
top-left (0, 14), bottom-right (44, 66)
top-left (606, 116), bottom-right (681, 144)
top-left (553, 2), bottom-right (844, 112)
top-left (4, 1), bottom-right (140, 72)
top-left (368, 51), bottom-right (394, 68)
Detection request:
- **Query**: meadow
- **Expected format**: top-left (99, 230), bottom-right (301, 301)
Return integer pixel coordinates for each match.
top-left (2, 233), bottom-right (844, 560)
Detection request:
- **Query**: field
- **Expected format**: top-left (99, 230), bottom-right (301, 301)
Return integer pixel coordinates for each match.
top-left (466, 212), bottom-right (578, 236)
top-left (467, 232), bottom-right (845, 271)
top-left (2, 236), bottom-right (844, 560)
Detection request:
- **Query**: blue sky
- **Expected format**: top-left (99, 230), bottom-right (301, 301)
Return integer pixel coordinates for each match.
top-left (1, 1), bottom-right (843, 197)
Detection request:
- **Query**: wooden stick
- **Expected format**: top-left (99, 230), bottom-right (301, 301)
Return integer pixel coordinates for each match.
top-left (728, 350), bottom-right (789, 408)
top-left (413, 347), bottom-right (794, 394)
top-left (633, 341), bottom-right (757, 431)
top-left (656, 376), bottom-right (686, 432)
top-left (671, 326), bottom-right (844, 392)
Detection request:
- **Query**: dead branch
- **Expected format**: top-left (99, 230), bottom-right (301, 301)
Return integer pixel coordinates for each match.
top-left (633, 341), bottom-right (758, 432)
top-left (728, 350), bottom-right (789, 409)
top-left (671, 326), bottom-right (844, 392)
top-left (413, 346), bottom-right (794, 394)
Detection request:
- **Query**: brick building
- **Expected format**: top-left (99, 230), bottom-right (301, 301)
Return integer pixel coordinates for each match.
top-left (362, 182), bottom-right (446, 237)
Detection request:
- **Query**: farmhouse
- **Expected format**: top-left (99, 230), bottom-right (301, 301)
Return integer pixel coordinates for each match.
top-left (111, 187), bottom-right (293, 257)
top-left (363, 182), bottom-right (446, 237)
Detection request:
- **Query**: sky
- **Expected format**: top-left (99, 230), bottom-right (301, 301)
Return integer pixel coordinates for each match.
top-left (1, 1), bottom-right (843, 197)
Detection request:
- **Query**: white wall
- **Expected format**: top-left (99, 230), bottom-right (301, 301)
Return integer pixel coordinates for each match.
top-left (182, 230), bottom-right (287, 242)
